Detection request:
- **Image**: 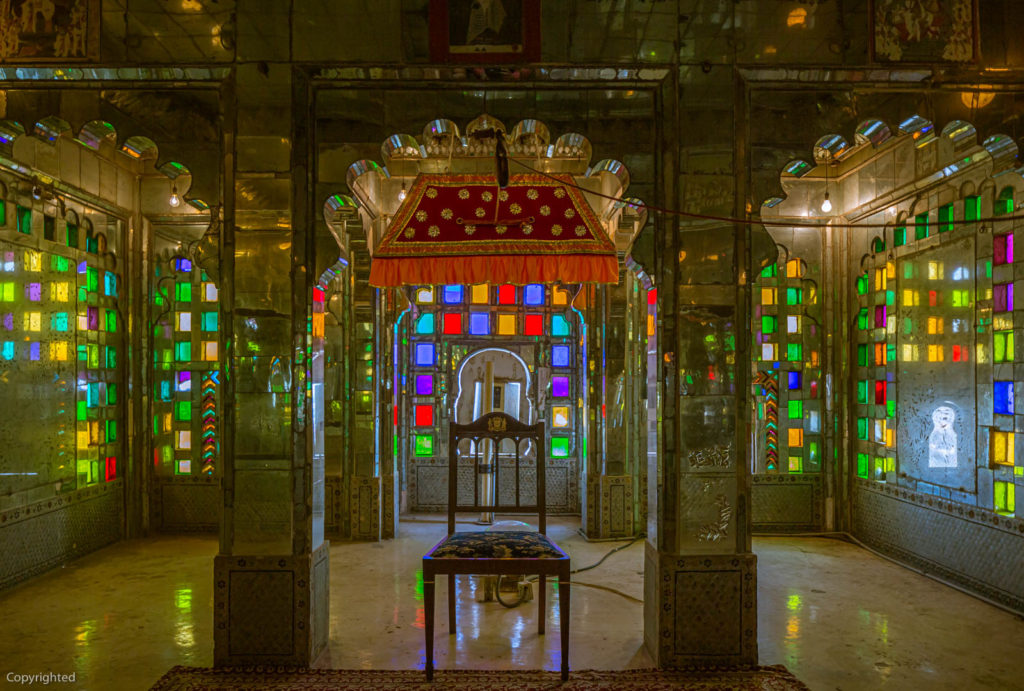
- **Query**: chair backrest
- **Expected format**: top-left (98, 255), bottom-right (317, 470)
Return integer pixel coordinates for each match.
top-left (447, 411), bottom-right (547, 535)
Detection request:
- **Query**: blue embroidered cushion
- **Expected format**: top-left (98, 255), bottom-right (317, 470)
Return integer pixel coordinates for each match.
top-left (427, 531), bottom-right (565, 559)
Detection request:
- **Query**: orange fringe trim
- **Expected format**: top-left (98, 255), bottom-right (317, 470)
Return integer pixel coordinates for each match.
top-left (369, 254), bottom-right (619, 287)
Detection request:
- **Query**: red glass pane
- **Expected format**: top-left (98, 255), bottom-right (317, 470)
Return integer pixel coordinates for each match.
top-left (874, 306), bottom-right (886, 328)
top-left (524, 313), bottom-right (543, 335)
top-left (415, 405), bottom-right (433, 426)
top-left (498, 284), bottom-right (516, 304)
top-left (874, 380), bottom-right (886, 405)
top-left (105, 457), bottom-right (117, 482)
top-left (443, 312), bottom-right (462, 335)
top-left (647, 288), bottom-right (657, 305)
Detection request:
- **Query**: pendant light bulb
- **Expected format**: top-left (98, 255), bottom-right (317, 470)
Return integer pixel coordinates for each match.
top-left (820, 191), bottom-right (832, 213)
top-left (169, 184), bottom-right (181, 208)
top-left (398, 184), bottom-right (407, 203)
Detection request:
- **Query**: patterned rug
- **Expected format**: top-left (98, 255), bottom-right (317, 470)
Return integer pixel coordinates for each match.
top-left (150, 665), bottom-right (810, 690)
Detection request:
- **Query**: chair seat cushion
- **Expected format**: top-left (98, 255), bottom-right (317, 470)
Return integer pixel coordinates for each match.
top-left (427, 531), bottom-right (566, 559)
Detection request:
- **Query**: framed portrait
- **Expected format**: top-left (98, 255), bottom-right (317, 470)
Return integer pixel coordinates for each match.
top-left (869, 0), bottom-right (979, 63)
top-left (0, 0), bottom-right (100, 62)
top-left (430, 0), bottom-right (541, 64)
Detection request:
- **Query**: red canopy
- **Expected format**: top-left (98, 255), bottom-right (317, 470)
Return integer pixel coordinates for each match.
top-left (368, 173), bottom-right (619, 287)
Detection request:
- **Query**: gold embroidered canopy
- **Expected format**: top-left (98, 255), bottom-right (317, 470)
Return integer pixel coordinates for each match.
top-left (368, 173), bottom-right (619, 287)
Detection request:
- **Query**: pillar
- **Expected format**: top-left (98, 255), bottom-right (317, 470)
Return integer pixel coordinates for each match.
top-left (580, 273), bottom-right (642, 539)
top-left (213, 62), bottom-right (328, 666)
top-left (643, 72), bottom-right (757, 666)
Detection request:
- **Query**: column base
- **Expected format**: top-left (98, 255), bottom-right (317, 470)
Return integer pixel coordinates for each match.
top-left (643, 541), bottom-right (757, 667)
top-left (350, 476), bottom-right (381, 540)
top-left (582, 475), bottom-right (636, 539)
top-left (214, 542), bottom-right (330, 666)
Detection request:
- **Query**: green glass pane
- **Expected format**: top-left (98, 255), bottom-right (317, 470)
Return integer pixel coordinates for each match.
top-left (873, 238), bottom-right (885, 253)
top-left (787, 400), bottom-right (803, 419)
top-left (965, 196), bottom-right (981, 222)
top-left (201, 311), bottom-right (218, 331)
top-left (761, 264), bottom-right (777, 278)
top-left (175, 341), bottom-right (191, 362)
top-left (885, 290), bottom-right (894, 306)
top-left (66, 224), bottom-right (78, 248)
top-left (551, 437), bottom-right (570, 458)
top-left (87, 382), bottom-right (99, 407)
top-left (77, 400), bottom-right (87, 421)
top-left (0, 199), bottom-right (5, 225)
top-left (106, 419), bottom-right (117, 442)
top-left (995, 332), bottom-right (1007, 362)
top-left (857, 344), bottom-right (868, 367)
top-left (857, 453), bottom-right (870, 479)
top-left (857, 309), bottom-right (869, 330)
top-left (87, 344), bottom-right (99, 368)
top-left (51, 312), bottom-right (68, 331)
top-left (176, 401), bottom-right (191, 421)
top-left (87, 267), bottom-right (98, 292)
top-left (914, 213), bottom-right (928, 240)
top-left (16, 206), bottom-right (30, 234)
top-left (77, 344), bottom-right (87, 362)
top-left (857, 380), bottom-right (868, 404)
top-left (886, 400), bottom-right (896, 418)
top-left (939, 204), bottom-right (953, 233)
top-left (105, 309), bottom-right (116, 332)
top-left (106, 383), bottom-right (117, 405)
top-left (414, 434), bottom-right (434, 457)
top-left (106, 347), bottom-right (117, 368)
top-left (857, 417), bottom-right (868, 440)
top-left (893, 227), bottom-right (906, 247)
top-left (786, 287), bottom-right (802, 305)
top-left (176, 282), bottom-right (192, 302)
top-left (761, 315), bottom-right (777, 334)
top-left (787, 343), bottom-right (802, 361)
top-left (856, 275), bottom-right (869, 295)
top-left (415, 313), bottom-right (434, 335)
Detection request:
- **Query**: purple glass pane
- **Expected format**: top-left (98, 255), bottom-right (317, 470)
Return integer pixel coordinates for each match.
top-left (416, 374), bottom-right (433, 396)
top-left (552, 375), bottom-right (569, 397)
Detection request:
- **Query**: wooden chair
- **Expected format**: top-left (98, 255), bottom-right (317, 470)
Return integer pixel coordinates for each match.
top-left (422, 411), bottom-right (571, 681)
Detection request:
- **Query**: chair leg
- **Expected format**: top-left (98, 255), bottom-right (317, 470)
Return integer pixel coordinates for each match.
top-left (538, 574), bottom-right (546, 635)
top-left (424, 574), bottom-right (435, 681)
top-left (559, 572), bottom-right (570, 681)
top-left (448, 574), bottom-right (456, 633)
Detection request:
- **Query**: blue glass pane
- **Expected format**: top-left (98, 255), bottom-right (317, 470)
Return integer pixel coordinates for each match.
top-left (415, 313), bottom-right (434, 335)
top-left (469, 312), bottom-right (489, 335)
top-left (442, 285), bottom-right (463, 304)
top-left (788, 371), bottom-right (801, 390)
top-left (415, 343), bottom-right (435, 367)
top-left (524, 284), bottom-right (544, 305)
top-left (994, 381), bottom-right (1014, 415)
top-left (551, 344), bottom-right (570, 367)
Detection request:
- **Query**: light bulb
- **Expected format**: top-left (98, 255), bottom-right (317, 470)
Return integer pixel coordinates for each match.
top-left (820, 192), bottom-right (832, 213)
top-left (397, 186), bottom-right (407, 202)
top-left (169, 185), bottom-right (181, 208)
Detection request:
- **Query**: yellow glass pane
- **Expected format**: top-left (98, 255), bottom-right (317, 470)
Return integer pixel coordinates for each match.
top-left (202, 341), bottom-right (218, 361)
top-left (51, 282), bottom-right (70, 302)
top-left (24, 251), bottom-right (41, 272)
top-left (497, 314), bottom-right (516, 335)
top-left (786, 260), bottom-right (801, 278)
top-left (76, 430), bottom-right (89, 449)
top-left (647, 314), bottom-right (655, 337)
top-left (471, 284), bottom-right (489, 304)
top-left (24, 312), bottom-right (41, 331)
top-left (788, 456), bottom-right (802, 472)
top-left (788, 428), bottom-right (803, 447)
top-left (552, 406), bottom-right (569, 428)
top-left (552, 286), bottom-right (568, 306)
top-left (415, 286), bottom-right (434, 304)
top-left (761, 288), bottom-right (776, 305)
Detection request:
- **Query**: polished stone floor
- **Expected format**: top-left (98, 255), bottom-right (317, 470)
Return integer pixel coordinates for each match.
top-left (0, 518), bottom-right (1022, 690)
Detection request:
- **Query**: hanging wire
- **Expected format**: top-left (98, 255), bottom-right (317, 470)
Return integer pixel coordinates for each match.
top-left (508, 157), bottom-right (1024, 230)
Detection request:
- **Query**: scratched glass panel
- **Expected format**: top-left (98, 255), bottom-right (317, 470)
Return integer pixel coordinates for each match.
top-left (896, 235), bottom-right (976, 492)
top-left (678, 307), bottom-right (736, 397)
